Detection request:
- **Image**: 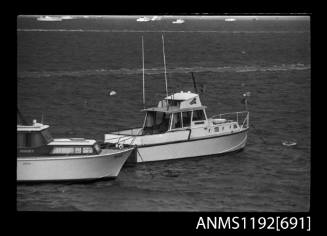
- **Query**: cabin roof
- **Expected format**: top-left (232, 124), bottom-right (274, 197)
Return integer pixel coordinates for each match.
top-left (17, 124), bottom-right (49, 132)
top-left (48, 138), bottom-right (96, 146)
top-left (142, 105), bottom-right (207, 113)
top-left (164, 91), bottom-right (198, 101)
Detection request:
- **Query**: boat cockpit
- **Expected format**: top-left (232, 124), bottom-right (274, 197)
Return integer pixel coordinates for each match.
top-left (17, 120), bottom-right (101, 157)
top-left (141, 91), bottom-right (208, 135)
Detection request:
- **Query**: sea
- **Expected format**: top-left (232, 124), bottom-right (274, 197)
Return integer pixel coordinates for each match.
top-left (17, 15), bottom-right (311, 211)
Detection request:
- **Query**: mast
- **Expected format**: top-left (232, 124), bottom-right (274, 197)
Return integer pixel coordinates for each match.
top-left (142, 36), bottom-right (145, 108)
top-left (191, 72), bottom-right (198, 93)
top-left (162, 34), bottom-right (168, 98)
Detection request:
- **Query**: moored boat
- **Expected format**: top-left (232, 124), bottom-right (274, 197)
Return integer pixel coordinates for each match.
top-left (104, 35), bottom-right (250, 163)
top-left (104, 91), bottom-right (249, 163)
top-left (17, 118), bottom-right (133, 182)
top-left (136, 16), bottom-right (151, 22)
top-left (36, 16), bottom-right (62, 21)
top-left (225, 18), bottom-right (236, 22)
top-left (103, 35), bottom-right (250, 163)
top-left (172, 19), bottom-right (185, 24)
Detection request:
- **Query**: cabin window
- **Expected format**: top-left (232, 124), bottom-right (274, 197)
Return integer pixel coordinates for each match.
top-left (158, 113), bottom-right (170, 133)
top-left (144, 111), bottom-right (155, 128)
top-left (83, 147), bottom-right (93, 154)
top-left (182, 111), bottom-right (192, 128)
top-left (51, 147), bottom-right (75, 154)
top-left (167, 100), bottom-right (180, 107)
top-left (75, 147), bottom-right (82, 154)
top-left (215, 127), bottom-right (219, 132)
top-left (234, 124), bottom-right (238, 129)
top-left (25, 133), bottom-right (32, 147)
top-left (155, 112), bottom-right (164, 125)
top-left (17, 133), bottom-right (26, 147)
top-left (171, 112), bottom-right (182, 129)
top-left (50, 146), bottom-right (94, 155)
top-left (192, 110), bottom-right (206, 121)
top-left (41, 129), bottom-right (53, 143)
top-left (31, 132), bottom-right (45, 147)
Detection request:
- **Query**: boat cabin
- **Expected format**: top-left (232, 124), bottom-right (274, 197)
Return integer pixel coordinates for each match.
top-left (141, 91), bottom-right (208, 135)
top-left (17, 120), bottom-right (53, 156)
top-left (17, 120), bottom-right (101, 157)
top-left (104, 91), bottom-right (248, 148)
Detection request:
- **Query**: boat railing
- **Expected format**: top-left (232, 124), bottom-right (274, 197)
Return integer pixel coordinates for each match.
top-left (210, 111), bottom-right (249, 129)
top-left (105, 127), bottom-right (143, 148)
top-left (109, 127), bottom-right (143, 136)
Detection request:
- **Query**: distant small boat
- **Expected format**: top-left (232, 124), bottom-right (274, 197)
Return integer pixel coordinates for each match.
top-left (282, 141), bottom-right (297, 147)
top-left (60, 16), bottom-right (73, 20)
top-left (37, 16), bottom-right (62, 22)
top-left (136, 17), bottom-right (151, 22)
top-left (172, 19), bottom-right (184, 24)
top-left (225, 18), bottom-right (236, 22)
top-left (151, 16), bottom-right (162, 21)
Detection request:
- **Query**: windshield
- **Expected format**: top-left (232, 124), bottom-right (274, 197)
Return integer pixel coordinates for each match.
top-left (143, 111), bottom-right (170, 134)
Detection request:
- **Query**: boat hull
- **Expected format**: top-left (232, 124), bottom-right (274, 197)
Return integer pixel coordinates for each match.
top-left (130, 131), bottom-right (247, 163)
top-left (17, 148), bottom-right (133, 182)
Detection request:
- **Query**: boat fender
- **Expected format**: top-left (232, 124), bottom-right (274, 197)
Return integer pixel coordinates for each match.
top-left (117, 143), bottom-right (124, 149)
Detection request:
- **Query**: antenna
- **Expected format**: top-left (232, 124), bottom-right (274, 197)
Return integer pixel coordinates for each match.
top-left (142, 36), bottom-right (145, 108)
top-left (162, 34), bottom-right (168, 98)
top-left (191, 72), bottom-right (198, 93)
top-left (242, 91), bottom-right (251, 111)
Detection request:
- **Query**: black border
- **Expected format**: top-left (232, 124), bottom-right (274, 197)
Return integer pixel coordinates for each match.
top-left (13, 8), bottom-right (315, 234)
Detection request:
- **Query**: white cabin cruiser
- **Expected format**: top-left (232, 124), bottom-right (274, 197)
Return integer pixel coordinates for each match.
top-left (172, 19), bottom-right (185, 24)
top-left (17, 118), bottom-right (133, 182)
top-left (36, 16), bottom-right (63, 21)
top-left (104, 35), bottom-right (249, 163)
top-left (136, 16), bottom-right (151, 22)
top-left (104, 91), bottom-right (249, 163)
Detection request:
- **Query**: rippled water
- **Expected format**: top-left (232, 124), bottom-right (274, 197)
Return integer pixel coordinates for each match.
top-left (17, 16), bottom-right (310, 211)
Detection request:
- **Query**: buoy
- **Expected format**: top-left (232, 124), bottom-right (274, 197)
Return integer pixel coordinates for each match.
top-left (115, 143), bottom-right (124, 149)
top-left (282, 141), bottom-right (297, 147)
top-left (108, 90), bottom-right (116, 96)
top-left (243, 91), bottom-right (251, 97)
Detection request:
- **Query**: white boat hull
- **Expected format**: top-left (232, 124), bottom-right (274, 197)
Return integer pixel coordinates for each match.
top-left (17, 148), bottom-right (133, 182)
top-left (129, 130), bottom-right (247, 163)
